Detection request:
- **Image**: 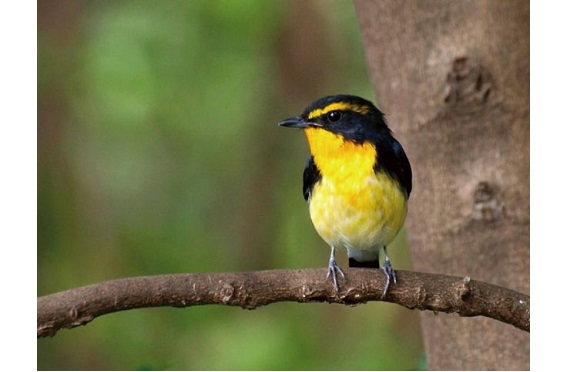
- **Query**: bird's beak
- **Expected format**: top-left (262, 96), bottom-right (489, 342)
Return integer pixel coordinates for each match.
top-left (278, 116), bottom-right (320, 129)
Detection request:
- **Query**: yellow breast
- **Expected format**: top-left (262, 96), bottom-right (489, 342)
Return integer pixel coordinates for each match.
top-left (304, 128), bottom-right (408, 251)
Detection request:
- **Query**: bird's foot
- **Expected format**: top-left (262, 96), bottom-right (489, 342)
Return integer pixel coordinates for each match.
top-left (381, 259), bottom-right (397, 299)
top-left (326, 257), bottom-right (345, 292)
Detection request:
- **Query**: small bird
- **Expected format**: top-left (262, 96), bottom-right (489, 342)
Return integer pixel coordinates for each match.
top-left (279, 95), bottom-right (412, 297)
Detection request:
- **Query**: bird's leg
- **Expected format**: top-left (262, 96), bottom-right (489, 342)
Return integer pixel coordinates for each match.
top-left (326, 246), bottom-right (345, 292)
top-left (381, 246), bottom-right (397, 298)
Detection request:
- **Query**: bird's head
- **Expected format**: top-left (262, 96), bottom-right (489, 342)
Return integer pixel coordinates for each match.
top-left (278, 95), bottom-right (390, 144)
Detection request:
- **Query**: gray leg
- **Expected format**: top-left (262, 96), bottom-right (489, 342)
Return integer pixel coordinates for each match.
top-left (326, 246), bottom-right (345, 292)
top-left (381, 246), bottom-right (397, 298)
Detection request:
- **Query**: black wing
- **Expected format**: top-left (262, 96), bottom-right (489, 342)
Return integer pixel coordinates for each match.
top-left (393, 139), bottom-right (412, 196)
top-left (374, 137), bottom-right (412, 197)
top-left (302, 156), bottom-right (322, 202)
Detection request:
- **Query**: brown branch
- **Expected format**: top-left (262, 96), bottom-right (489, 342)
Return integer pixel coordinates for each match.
top-left (37, 269), bottom-right (530, 338)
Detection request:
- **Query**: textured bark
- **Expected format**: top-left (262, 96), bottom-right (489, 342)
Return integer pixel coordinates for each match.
top-left (354, 1), bottom-right (529, 370)
top-left (38, 269), bottom-right (529, 339)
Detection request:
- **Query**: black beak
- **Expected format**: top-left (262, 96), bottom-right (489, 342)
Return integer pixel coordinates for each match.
top-left (278, 116), bottom-right (319, 129)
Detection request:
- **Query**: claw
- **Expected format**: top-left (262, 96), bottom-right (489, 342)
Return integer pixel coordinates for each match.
top-left (327, 258), bottom-right (345, 292)
top-left (381, 246), bottom-right (397, 298)
top-left (326, 246), bottom-right (345, 292)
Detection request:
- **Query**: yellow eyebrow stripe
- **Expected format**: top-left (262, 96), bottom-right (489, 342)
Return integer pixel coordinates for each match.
top-left (307, 102), bottom-right (370, 120)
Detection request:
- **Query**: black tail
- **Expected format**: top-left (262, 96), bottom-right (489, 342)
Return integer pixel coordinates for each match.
top-left (348, 258), bottom-right (380, 269)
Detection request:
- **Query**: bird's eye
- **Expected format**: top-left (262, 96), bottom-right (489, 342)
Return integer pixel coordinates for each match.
top-left (327, 111), bottom-right (342, 122)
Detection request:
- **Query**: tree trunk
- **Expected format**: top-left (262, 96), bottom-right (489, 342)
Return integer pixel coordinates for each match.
top-left (353, 1), bottom-right (529, 370)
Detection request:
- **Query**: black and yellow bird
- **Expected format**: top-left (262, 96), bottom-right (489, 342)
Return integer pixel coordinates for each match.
top-left (279, 95), bottom-right (412, 297)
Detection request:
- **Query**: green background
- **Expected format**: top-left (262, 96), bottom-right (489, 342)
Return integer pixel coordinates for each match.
top-left (38, 0), bottom-right (424, 369)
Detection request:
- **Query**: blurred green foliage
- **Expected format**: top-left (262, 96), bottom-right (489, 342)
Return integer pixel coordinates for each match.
top-left (38, 0), bottom-right (423, 369)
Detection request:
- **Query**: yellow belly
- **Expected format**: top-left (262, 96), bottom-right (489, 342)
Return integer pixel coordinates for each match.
top-left (309, 170), bottom-right (407, 252)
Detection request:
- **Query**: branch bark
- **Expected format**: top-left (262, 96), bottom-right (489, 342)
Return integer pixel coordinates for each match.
top-left (38, 268), bottom-right (529, 338)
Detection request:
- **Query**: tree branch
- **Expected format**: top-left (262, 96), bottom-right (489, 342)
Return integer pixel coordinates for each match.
top-left (37, 269), bottom-right (529, 338)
